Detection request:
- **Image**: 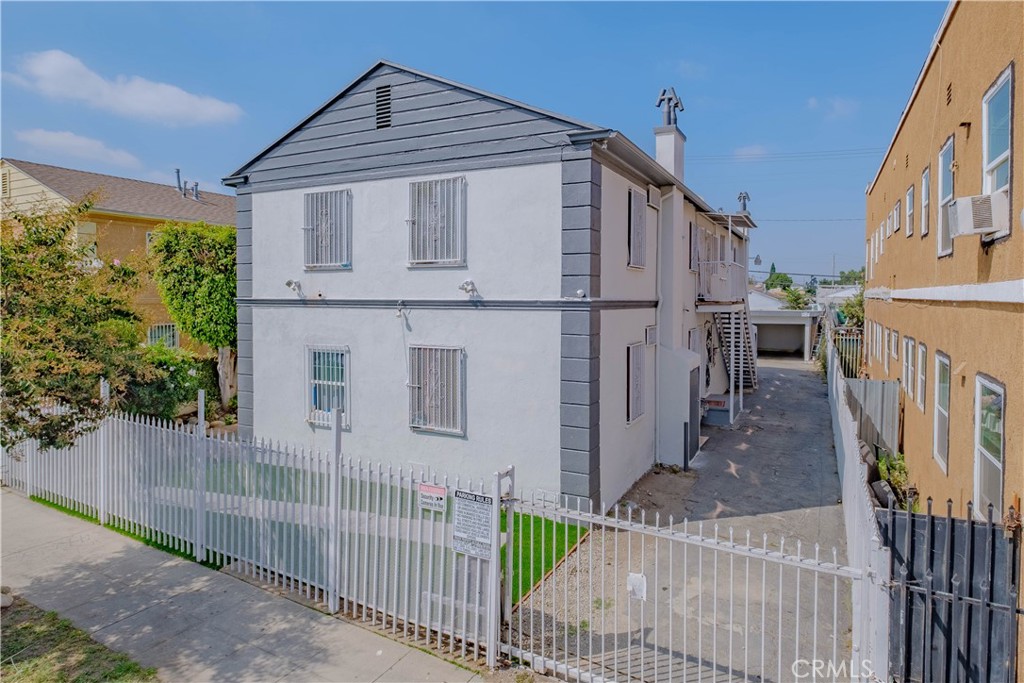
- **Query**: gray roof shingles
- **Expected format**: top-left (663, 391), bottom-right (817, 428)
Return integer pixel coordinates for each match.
top-left (5, 158), bottom-right (235, 226)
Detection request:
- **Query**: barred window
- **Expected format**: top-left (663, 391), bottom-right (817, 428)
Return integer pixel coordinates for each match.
top-left (307, 346), bottom-right (348, 427)
top-left (627, 342), bottom-right (645, 423)
top-left (408, 346), bottom-right (465, 435)
top-left (147, 323), bottom-right (179, 348)
top-left (408, 177), bottom-right (466, 266)
top-left (303, 189), bottom-right (352, 268)
top-left (627, 188), bottom-right (647, 268)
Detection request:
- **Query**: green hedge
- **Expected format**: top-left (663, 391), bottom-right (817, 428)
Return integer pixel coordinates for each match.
top-left (122, 345), bottom-right (216, 420)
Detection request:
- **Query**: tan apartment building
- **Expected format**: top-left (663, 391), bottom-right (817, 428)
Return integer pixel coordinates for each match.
top-left (1, 159), bottom-right (234, 353)
top-left (863, 0), bottom-right (1022, 522)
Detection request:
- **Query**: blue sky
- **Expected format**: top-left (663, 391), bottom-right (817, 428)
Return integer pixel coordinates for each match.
top-left (1, 1), bottom-right (947, 281)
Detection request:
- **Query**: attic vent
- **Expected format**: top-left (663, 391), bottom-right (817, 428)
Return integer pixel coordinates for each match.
top-left (1, 170), bottom-right (9, 197)
top-left (375, 85), bottom-right (392, 129)
top-left (905, 154), bottom-right (909, 169)
top-left (946, 83), bottom-right (952, 106)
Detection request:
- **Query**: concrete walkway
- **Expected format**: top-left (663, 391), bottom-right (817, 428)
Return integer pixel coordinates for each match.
top-left (687, 357), bottom-right (847, 556)
top-left (0, 489), bottom-right (480, 683)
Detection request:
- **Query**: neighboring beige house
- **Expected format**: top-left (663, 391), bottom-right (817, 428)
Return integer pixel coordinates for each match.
top-left (1, 158), bottom-right (235, 352)
top-left (863, 0), bottom-right (1022, 522)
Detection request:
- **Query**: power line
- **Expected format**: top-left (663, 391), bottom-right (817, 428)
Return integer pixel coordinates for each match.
top-left (689, 146), bottom-right (885, 162)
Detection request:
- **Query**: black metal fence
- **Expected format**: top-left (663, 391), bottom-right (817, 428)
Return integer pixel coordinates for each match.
top-left (878, 497), bottom-right (1022, 683)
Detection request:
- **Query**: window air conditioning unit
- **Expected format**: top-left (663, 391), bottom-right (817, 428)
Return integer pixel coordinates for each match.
top-left (948, 190), bottom-right (1009, 237)
top-left (645, 325), bottom-right (658, 345)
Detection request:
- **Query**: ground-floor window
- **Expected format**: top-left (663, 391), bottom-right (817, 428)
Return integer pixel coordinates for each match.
top-left (408, 346), bottom-right (466, 436)
top-left (627, 342), bottom-right (645, 424)
top-left (307, 346), bottom-right (348, 427)
top-left (916, 343), bottom-right (927, 410)
top-left (933, 352), bottom-right (950, 472)
top-left (975, 376), bottom-right (1004, 519)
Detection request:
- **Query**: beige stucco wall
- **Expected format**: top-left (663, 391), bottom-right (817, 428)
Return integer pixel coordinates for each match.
top-left (863, 1), bottom-right (1023, 522)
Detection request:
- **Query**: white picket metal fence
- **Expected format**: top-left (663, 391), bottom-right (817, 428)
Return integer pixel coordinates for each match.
top-left (499, 492), bottom-right (870, 683)
top-left (0, 404), bottom-right (505, 667)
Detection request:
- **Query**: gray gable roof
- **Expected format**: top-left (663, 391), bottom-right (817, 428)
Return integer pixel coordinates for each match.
top-left (225, 60), bottom-right (604, 189)
top-left (7, 158), bottom-right (235, 225)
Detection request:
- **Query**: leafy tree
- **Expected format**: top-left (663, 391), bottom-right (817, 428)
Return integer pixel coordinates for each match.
top-left (764, 270), bottom-right (793, 290)
top-left (805, 276), bottom-right (818, 296)
top-left (1, 199), bottom-right (150, 449)
top-left (838, 267), bottom-right (865, 285)
top-left (840, 287), bottom-right (865, 327)
top-left (151, 222), bottom-right (237, 408)
top-left (123, 345), bottom-right (218, 420)
top-left (782, 287), bottom-right (812, 310)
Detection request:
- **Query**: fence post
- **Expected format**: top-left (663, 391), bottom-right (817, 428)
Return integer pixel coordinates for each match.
top-left (327, 410), bottom-right (342, 614)
top-left (194, 389), bottom-right (207, 562)
top-left (485, 468), bottom-right (505, 669)
top-left (98, 378), bottom-right (110, 524)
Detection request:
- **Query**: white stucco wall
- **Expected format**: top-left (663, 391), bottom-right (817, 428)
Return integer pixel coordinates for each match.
top-left (251, 306), bottom-right (562, 495)
top-left (599, 308), bottom-right (657, 506)
top-left (251, 162), bottom-right (563, 301)
top-left (599, 167), bottom-right (658, 301)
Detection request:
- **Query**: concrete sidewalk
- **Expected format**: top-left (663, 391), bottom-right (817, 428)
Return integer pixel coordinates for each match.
top-left (0, 489), bottom-right (480, 682)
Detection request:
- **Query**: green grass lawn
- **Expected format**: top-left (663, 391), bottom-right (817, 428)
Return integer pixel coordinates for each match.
top-left (1, 595), bottom-right (159, 683)
top-left (501, 511), bottom-right (585, 606)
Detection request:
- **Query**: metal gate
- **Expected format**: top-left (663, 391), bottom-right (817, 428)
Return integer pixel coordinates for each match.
top-left (499, 493), bottom-right (868, 682)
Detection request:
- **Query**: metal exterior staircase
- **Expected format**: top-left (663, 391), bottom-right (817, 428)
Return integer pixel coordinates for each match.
top-left (714, 303), bottom-right (758, 391)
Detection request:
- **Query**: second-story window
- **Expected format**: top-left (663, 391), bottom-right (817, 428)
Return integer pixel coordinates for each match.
top-left (409, 177), bottom-right (467, 266)
top-left (921, 167), bottom-right (930, 236)
top-left (983, 67), bottom-right (1011, 195)
top-left (906, 186), bottom-right (915, 237)
top-left (304, 189), bottom-right (352, 269)
top-left (937, 137), bottom-right (954, 257)
top-left (627, 188), bottom-right (647, 269)
top-left (894, 200), bottom-right (901, 233)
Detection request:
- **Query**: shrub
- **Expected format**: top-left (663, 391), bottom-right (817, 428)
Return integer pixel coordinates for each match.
top-left (123, 345), bottom-right (205, 420)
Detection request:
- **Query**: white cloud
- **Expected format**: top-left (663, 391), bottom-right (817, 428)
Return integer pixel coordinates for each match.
top-left (15, 129), bottom-right (141, 168)
top-left (734, 144), bottom-right (769, 160)
top-left (6, 50), bottom-right (242, 126)
top-left (677, 60), bottom-right (709, 80)
top-left (807, 95), bottom-right (859, 120)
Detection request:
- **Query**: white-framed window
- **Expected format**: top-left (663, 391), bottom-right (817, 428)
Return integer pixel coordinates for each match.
top-left (906, 337), bottom-right (916, 400)
top-left (921, 167), bottom-right (930, 236)
top-left (307, 346), bottom-right (349, 427)
top-left (303, 189), bottom-right (352, 268)
top-left (147, 323), bottom-right (179, 348)
top-left (409, 177), bottom-right (467, 266)
top-left (933, 352), bottom-right (950, 472)
top-left (916, 342), bottom-right (927, 409)
top-left (905, 187), bottom-right (914, 237)
top-left (894, 200), bottom-right (901, 233)
top-left (982, 66), bottom-right (1012, 240)
top-left (408, 345), bottom-right (466, 436)
top-left (879, 224), bottom-right (885, 255)
top-left (883, 328), bottom-right (890, 374)
top-left (901, 337), bottom-right (910, 389)
top-left (627, 342), bottom-right (645, 423)
top-left (937, 137), bottom-right (954, 256)
top-left (77, 221), bottom-right (98, 259)
top-left (891, 330), bottom-right (899, 360)
top-left (974, 376), bottom-right (1004, 519)
top-left (886, 211), bottom-right (893, 238)
top-left (628, 188), bottom-right (647, 269)
top-left (983, 67), bottom-right (1012, 194)
top-left (145, 230), bottom-right (160, 256)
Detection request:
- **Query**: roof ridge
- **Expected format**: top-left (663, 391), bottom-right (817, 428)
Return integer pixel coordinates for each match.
top-left (4, 158), bottom-right (232, 198)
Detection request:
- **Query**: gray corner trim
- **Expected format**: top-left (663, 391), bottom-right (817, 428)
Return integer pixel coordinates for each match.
top-left (559, 292), bottom-right (600, 505)
top-left (235, 184), bottom-right (254, 441)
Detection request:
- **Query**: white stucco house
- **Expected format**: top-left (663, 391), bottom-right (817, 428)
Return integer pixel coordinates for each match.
top-left (224, 61), bottom-right (758, 507)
